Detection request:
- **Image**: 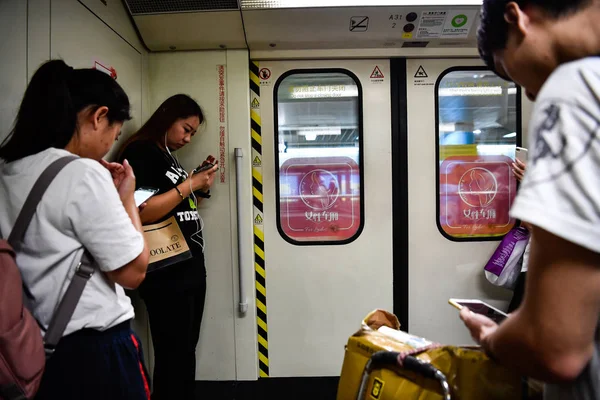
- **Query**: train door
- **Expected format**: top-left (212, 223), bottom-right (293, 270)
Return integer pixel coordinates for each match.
top-left (405, 59), bottom-right (523, 344)
top-left (255, 60), bottom-right (393, 377)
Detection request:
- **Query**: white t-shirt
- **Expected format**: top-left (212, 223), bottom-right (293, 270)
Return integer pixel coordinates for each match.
top-left (0, 148), bottom-right (144, 336)
top-left (510, 57), bottom-right (600, 400)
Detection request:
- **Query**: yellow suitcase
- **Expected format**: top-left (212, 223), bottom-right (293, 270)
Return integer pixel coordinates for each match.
top-left (337, 310), bottom-right (543, 400)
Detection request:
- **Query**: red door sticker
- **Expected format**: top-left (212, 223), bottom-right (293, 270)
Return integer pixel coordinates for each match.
top-left (439, 155), bottom-right (517, 238)
top-left (279, 157), bottom-right (361, 242)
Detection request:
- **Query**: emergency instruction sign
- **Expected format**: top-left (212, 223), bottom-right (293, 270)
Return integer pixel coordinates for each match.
top-left (417, 9), bottom-right (477, 39)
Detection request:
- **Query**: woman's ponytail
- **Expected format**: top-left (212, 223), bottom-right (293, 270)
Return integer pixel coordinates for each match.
top-left (0, 59), bottom-right (131, 162)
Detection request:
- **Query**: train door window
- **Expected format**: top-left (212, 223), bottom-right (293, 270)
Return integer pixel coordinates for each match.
top-left (274, 70), bottom-right (364, 245)
top-left (436, 68), bottom-right (521, 241)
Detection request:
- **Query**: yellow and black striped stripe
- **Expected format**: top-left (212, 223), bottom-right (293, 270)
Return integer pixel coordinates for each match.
top-left (250, 60), bottom-right (269, 378)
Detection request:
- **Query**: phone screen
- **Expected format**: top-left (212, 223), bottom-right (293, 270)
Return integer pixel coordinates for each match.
top-left (453, 300), bottom-right (508, 323)
top-left (134, 188), bottom-right (158, 207)
top-left (194, 163), bottom-right (214, 174)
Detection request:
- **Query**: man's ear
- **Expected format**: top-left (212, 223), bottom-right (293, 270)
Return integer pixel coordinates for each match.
top-left (91, 106), bottom-right (109, 130)
top-left (505, 2), bottom-right (529, 36)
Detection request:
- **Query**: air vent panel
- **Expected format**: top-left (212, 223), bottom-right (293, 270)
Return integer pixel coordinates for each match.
top-left (402, 41), bottom-right (429, 48)
top-left (241, 0), bottom-right (482, 9)
top-left (125, 0), bottom-right (239, 15)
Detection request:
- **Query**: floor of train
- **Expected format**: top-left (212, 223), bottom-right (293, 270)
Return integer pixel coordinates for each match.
top-left (195, 377), bottom-right (339, 399)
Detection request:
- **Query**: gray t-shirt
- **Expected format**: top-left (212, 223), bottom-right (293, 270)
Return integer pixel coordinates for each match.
top-left (0, 148), bottom-right (144, 335)
top-left (510, 57), bottom-right (600, 400)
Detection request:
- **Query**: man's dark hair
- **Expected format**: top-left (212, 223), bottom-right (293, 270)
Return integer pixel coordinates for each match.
top-left (478, 0), bottom-right (591, 72)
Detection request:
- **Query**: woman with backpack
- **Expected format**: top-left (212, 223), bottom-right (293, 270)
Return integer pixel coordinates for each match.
top-left (0, 59), bottom-right (151, 400)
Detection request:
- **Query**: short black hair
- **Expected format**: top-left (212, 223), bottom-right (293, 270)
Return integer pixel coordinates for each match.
top-left (478, 0), bottom-right (591, 72)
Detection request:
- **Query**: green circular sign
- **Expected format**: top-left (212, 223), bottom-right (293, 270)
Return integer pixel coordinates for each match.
top-left (451, 14), bottom-right (468, 28)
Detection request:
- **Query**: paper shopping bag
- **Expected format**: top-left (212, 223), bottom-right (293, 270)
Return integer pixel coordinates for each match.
top-left (143, 216), bottom-right (192, 273)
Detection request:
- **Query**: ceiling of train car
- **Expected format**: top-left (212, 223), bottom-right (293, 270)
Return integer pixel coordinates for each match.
top-left (121, 0), bottom-right (483, 51)
top-left (240, 1), bottom-right (482, 8)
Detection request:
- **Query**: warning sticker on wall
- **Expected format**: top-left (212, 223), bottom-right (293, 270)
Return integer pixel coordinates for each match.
top-left (414, 66), bottom-right (428, 78)
top-left (259, 67), bottom-right (272, 87)
top-left (416, 11), bottom-right (447, 39)
top-left (442, 10), bottom-right (477, 38)
top-left (370, 66), bottom-right (385, 84)
top-left (371, 66), bottom-right (384, 79)
top-left (413, 65), bottom-right (433, 86)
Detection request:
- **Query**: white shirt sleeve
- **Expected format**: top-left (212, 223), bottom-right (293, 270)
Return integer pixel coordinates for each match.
top-left (510, 60), bottom-right (600, 254)
top-left (65, 159), bottom-right (145, 272)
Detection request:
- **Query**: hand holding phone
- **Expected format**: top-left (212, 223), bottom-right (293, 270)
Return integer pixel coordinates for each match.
top-left (455, 299), bottom-right (502, 346)
top-left (515, 147), bottom-right (528, 163)
top-left (449, 298), bottom-right (508, 324)
top-left (193, 163), bottom-right (214, 174)
top-left (512, 147), bottom-right (528, 182)
top-left (193, 155), bottom-right (218, 174)
top-left (134, 187), bottom-right (158, 207)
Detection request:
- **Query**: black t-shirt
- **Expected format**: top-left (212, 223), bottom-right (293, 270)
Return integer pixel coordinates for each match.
top-left (120, 140), bottom-right (205, 292)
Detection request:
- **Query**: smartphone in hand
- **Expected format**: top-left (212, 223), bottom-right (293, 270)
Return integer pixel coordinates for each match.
top-left (515, 147), bottom-right (528, 163)
top-left (193, 155), bottom-right (218, 174)
top-left (134, 187), bottom-right (158, 207)
top-left (449, 298), bottom-right (508, 324)
top-left (193, 163), bottom-right (214, 174)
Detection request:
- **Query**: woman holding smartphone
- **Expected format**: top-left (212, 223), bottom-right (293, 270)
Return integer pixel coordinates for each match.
top-left (117, 94), bottom-right (217, 400)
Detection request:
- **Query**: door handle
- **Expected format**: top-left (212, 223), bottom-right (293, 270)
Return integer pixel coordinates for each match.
top-left (234, 148), bottom-right (248, 314)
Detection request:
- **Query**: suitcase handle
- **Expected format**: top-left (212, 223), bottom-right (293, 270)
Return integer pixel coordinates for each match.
top-left (356, 351), bottom-right (451, 400)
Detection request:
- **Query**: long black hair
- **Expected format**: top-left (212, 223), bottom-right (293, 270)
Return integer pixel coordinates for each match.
top-left (0, 59), bottom-right (131, 162)
top-left (117, 94), bottom-right (203, 159)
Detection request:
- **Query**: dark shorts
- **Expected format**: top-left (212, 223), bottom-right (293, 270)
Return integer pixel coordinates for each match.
top-left (35, 320), bottom-right (151, 400)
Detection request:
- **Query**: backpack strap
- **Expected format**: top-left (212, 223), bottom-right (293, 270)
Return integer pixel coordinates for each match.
top-left (7, 156), bottom-right (80, 301)
top-left (42, 251), bottom-right (94, 355)
top-left (7, 156), bottom-right (79, 247)
top-left (6, 156), bottom-right (97, 356)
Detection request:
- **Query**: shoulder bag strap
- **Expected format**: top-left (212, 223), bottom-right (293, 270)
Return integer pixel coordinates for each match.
top-left (6, 156), bottom-right (96, 356)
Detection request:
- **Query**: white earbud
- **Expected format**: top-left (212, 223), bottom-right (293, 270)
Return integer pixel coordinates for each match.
top-left (165, 132), bottom-right (205, 251)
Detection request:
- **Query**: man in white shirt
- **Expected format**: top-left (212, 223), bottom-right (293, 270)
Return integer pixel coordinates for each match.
top-left (459, 1), bottom-right (600, 399)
